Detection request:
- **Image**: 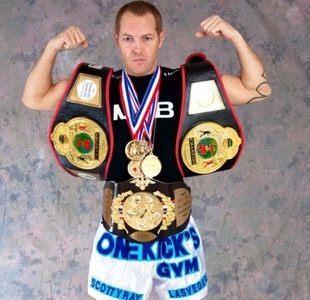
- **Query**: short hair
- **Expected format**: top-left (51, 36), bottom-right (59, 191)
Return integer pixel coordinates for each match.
top-left (114, 1), bottom-right (163, 34)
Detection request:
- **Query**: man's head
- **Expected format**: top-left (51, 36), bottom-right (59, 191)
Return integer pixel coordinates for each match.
top-left (113, 1), bottom-right (165, 76)
top-left (114, 1), bottom-right (163, 35)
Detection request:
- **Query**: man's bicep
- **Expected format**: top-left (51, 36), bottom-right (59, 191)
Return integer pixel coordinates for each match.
top-left (222, 74), bottom-right (271, 106)
top-left (41, 79), bottom-right (68, 111)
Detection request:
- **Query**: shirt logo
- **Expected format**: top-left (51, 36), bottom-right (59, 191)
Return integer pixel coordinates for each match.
top-left (113, 101), bottom-right (174, 121)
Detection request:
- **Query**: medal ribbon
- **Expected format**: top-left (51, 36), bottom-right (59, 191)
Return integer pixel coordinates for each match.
top-left (120, 66), bottom-right (161, 141)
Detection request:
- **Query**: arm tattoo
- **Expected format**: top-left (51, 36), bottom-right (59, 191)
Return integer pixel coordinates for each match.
top-left (247, 72), bottom-right (270, 104)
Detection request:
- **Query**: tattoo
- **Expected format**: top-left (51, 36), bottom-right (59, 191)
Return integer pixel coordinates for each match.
top-left (247, 72), bottom-right (270, 104)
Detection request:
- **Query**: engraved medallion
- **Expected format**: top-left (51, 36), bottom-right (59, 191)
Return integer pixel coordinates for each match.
top-left (50, 117), bottom-right (108, 169)
top-left (127, 160), bottom-right (143, 178)
top-left (125, 140), bottom-right (152, 161)
top-left (141, 154), bottom-right (162, 178)
top-left (122, 192), bottom-right (163, 231)
top-left (181, 122), bottom-right (241, 174)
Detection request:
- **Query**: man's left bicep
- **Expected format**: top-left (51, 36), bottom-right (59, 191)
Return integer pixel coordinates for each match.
top-left (222, 74), bottom-right (271, 106)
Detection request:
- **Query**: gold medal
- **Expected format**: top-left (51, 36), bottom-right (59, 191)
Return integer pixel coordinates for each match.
top-left (125, 140), bottom-right (152, 161)
top-left (181, 122), bottom-right (241, 174)
top-left (127, 160), bottom-right (143, 178)
top-left (50, 117), bottom-right (108, 169)
top-left (141, 154), bottom-right (162, 178)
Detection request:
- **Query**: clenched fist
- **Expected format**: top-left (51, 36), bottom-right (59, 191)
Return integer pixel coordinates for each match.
top-left (48, 26), bottom-right (88, 50)
top-left (195, 15), bottom-right (241, 42)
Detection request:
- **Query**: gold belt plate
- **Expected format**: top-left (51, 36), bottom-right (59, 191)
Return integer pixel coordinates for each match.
top-left (181, 122), bottom-right (241, 174)
top-left (50, 117), bottom-right (108, 169)
top-left (111, 191), bottom-right (175, 233)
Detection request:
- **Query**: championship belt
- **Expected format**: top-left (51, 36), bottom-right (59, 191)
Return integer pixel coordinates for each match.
top-left (177, 53), bottom-right (244, 176)
top-left (102, 179), bottom-right (192, 243)
top-left (49, 63), bottom-right (113, 180)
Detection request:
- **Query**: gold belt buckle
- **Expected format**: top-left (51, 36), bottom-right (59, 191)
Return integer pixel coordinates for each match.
top-left (111, 190), bottom-right (175, 241)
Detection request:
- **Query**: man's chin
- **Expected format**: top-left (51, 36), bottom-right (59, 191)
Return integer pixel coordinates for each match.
top-left (127, 67), bottom-right (150, 77)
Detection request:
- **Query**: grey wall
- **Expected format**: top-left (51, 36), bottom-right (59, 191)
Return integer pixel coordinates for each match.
top-left (0, 0), bottom-right (309, 299)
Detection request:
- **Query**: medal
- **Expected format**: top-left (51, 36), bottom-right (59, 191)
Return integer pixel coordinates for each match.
top-left (125, 139), bottom-right (152, 161)
top-left (141, 154), bottom-right (162, 178)
top-left (120, 66), bottom-right (162, 180)
top-left (127, 160), bottom-right (143, 178)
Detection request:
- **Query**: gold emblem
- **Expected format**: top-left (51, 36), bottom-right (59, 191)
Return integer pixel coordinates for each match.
top-left (67, 73), bottom-right (102, 107)
top-left (181, 122), bottom-right (241, 174)
top-left (129, 177), bottom-right (155, 191)
top-left (125, 140), bottom-right (152, 161)
top-left (111, 190), bottom-right (175, 234)
top-left (50, 117), bottom-right (108, 169)
top-left (123, 192), bottom-right (163, 231)
top-left (141, 154), bottom-right (162, 178)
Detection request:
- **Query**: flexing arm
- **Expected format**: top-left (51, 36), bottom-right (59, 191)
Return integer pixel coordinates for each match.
top-left (22, 26), bottom-right (88, 111)
top-left (196, 15), bottom-right (272, 105)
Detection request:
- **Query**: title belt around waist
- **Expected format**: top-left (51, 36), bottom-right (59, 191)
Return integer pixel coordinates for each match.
top-left (102, 179), bottom-right (192, 243)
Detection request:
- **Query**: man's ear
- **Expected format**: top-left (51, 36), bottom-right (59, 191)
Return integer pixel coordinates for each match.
top-left (158, 30), bottom-right (166, 49)
top-left (113, 32), bottom-right (119, 46)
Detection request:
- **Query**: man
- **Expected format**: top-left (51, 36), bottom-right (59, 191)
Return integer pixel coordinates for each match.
top-left (22, 1), bottom-right (271, 299)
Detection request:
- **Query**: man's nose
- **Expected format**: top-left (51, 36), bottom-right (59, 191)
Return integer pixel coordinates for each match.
top-left (133, 40), bottom-right (143, 54)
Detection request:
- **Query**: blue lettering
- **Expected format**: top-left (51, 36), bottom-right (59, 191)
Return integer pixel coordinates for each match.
top-left (170, 261), bottom-right (184, 278)
top-left (185, 256), bottom-right (199, 275)
top-left (169, 274), bottom-right (208, 297)
top-left (156, 262), bottom-right (171, 278)
top-left (95, 229), bottom-right (199, 262)
top-left (128, 243), bottom-right (139, 260)
top-left (114, 237), bottom-right (129, 259)
top-left (90, 277), bottom-right (143, 299)
top-left (160, 237), bottom-right (174, 259)
top-left (175, 290), bottom-right (181, 298)
top-left (189, 227), bottom-right (200, 249)
top-left (116, 289), bottom-right (123, 297)
top-left (129, 294), bottom-right (135, 300)
top-left (100, 283), bottom-right (106, 293)
top-left (91, 278), bottom-right (96, 289)
top-left (142, 243), bottom-right (156, 260)
top-left (95, 280), bottom-right (101, 290)
top-left (96, 232), bottom-right (114, 255)
top-left (171, 233), bottom-right (189, 257)
top-left (106, 286), bottom-right (115, 296)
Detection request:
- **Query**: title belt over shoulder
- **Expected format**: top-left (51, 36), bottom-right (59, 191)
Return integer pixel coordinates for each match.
top-left (102, 179), bottom-right (192, 243)
top-left (177, 53), bottom-right (244, 176)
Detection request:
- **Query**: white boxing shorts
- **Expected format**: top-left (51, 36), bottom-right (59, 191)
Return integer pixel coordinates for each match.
top-left (88, 216), bottom-right (208, 300)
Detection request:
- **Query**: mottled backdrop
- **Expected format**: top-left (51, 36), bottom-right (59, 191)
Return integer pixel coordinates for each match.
top-left (0, 0), bottom-right (309, 299)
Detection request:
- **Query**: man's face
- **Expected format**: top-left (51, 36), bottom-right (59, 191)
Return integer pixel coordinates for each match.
top-left (114, 12), bottom-right (165, 76)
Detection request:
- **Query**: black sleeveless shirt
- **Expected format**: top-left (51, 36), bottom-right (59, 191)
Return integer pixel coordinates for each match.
top-left (106, 67), bottom-right (183, 183)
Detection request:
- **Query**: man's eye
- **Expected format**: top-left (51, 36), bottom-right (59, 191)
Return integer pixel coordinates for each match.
top-left (144, 36), bottom-right (153, 41)
top-left (123, 37), bottom-right (132, 42)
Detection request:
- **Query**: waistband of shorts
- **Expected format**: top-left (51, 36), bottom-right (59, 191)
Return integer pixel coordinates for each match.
top-left (101, 179), bottom-right (192, 243)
